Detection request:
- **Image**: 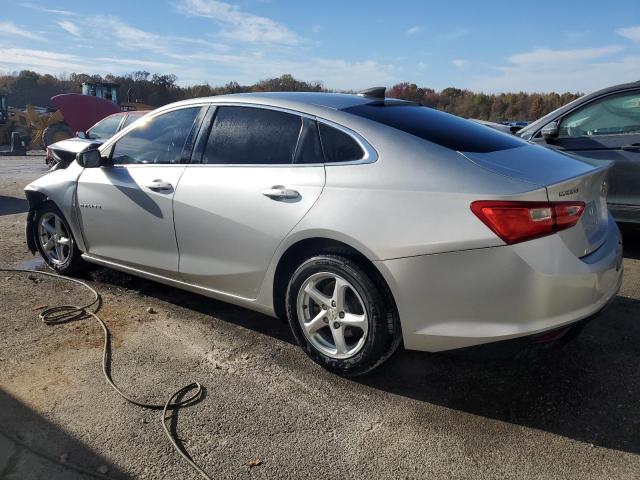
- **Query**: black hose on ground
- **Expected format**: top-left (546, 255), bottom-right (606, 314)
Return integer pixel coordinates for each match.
top-left (0, 268), bottom-right (212, 480)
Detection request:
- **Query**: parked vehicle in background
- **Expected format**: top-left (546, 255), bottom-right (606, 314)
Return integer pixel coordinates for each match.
top-left (470, 119), bottom-right (513, 134)
top-left (24, 90), bottom-right (622, 376)
top-left (45, 110), bottom-right (148, 169)
top-left (505, 120), bottom-right (528, 132)
top-left (518, 80), bottom-right (640, 224)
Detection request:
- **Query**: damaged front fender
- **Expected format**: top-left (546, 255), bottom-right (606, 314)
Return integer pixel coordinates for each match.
top-left (23, 162), bottom-right (86, 254)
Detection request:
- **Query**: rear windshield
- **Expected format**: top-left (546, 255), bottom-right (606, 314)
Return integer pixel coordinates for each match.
top-left (343, 104), bottom-right (527, 153)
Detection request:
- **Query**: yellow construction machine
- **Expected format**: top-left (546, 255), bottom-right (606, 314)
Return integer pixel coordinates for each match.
top-left (0, 82), bottom-right (153, 149)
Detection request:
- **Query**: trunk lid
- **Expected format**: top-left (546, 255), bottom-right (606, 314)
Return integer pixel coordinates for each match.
top-left (461, 144), bottom-right (611, 256)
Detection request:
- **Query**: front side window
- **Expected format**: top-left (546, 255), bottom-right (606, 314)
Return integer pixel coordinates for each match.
top-left (559, 91), bottom-right (640, 137)
top-left (203, 106), bottom-right (303, 165)
top-left (88, 113), bottom-right (124, 140)
top-left (111, 107), bottom-right (201, 165)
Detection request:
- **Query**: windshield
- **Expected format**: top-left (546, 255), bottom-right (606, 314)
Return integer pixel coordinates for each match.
top-left (87, 113), bottom-right (124, 140)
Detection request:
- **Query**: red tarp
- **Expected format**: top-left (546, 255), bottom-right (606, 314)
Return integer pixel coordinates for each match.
top-left (51, 93), bottom-right (120, 133)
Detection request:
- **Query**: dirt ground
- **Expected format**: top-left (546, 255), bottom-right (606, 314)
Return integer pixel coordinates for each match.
top-left (0, 153), bottom-right (639, 479)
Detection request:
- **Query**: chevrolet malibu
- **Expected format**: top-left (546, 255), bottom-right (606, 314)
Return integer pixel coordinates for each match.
top-left (24, 89), bottom-right (624, 376)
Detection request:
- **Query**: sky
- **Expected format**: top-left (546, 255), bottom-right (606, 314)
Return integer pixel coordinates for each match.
top-left (0, 0), bottom-right (639, 93)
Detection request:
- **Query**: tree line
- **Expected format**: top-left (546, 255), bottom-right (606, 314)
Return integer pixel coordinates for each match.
top-left (0, 70), bottom-right (581, 122)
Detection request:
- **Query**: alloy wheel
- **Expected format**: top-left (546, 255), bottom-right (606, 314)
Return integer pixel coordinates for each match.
top-left (38, 212), bottom-right (72, 265)
top-left (296, 272), bottom-right (369, 359)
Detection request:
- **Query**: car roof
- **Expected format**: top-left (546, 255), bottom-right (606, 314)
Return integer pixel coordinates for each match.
top-left (519, 79), bottom-right (640, 136)
top-left (155, 91), bottom-right (413, 117)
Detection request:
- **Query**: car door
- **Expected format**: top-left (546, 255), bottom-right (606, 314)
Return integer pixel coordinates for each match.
top-left (76, 105), bottom-right (205, 277)
top-left (173, 105), bottom-right (326, 299)
top-left (532, 90), bottom-right (640, 221)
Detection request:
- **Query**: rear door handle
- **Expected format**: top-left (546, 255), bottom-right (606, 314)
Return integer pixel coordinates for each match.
top-left (621, 143), bottom-right (640, 152)
top-left (146, 179), bottom-right (173, 191)
top-left (261, 186), bottom-right (300, 200)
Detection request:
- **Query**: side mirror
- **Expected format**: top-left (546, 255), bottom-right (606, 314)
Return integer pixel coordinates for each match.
top-left (541, 121), bottom-right (559, 141)
top-left (76, 131), bottom-right (87, 139)
top-left (77, 149), bottom-right (108, 168)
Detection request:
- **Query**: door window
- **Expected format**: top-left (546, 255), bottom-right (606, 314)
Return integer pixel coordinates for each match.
top-left (111, 107), bottom-right (201, 165)
top-left (294, 118), bottom-right (324, 164)
top-left (202, 106), bottom-right (303, 165)
top-left (559, 91), bottom-right (640, 137)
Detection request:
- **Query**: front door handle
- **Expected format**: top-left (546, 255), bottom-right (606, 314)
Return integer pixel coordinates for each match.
top-left (146, 179), bottom-right (173, 191)
top-left (621, 143), bottom-right (640, 152)
top-left (261, 185), bottom-right (300, 200)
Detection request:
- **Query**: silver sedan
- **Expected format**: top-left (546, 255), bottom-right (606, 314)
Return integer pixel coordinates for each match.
top-left (24, 89), bottom-right (624, 375)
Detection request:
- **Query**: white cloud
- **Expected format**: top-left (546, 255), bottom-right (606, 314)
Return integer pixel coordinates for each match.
top-left (19, 3), bottom-right (74, 16)
top-left (58, 20), bottom-right (80, 37)
top-left (406, 25), bottom-right (422, 36)
top-left (452, 59), bottom-right (468, 69)
top-left (175, 0), bottom-right (302, 45)
top-left (508, 45), bottom-right (624, 65)
top-left (87, 15), bottom-right (231, 62)
top-left (617, 25), bottom-right (640, 42)
top-left (468, 41), bottom-right (640, 93)
top-left (0, 47), bottom-right (180, 76)
top-left (0, 47), bottom-right (94, 72)
top-left (91, 16), bottom-right (166, 53)
top-left (437, 27), bottom-right (469, 42)
top-left (0, 21), bottom-right (44, 41)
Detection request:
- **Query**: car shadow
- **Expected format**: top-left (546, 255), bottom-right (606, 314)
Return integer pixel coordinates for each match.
top-left (87, 267), bottom-right (296, 345)
top-left (84, 267), bottom-right (640, 455)
top-left (356, 295), bottom-right (640, 454)
top-left (0, 388), bottom-right (128, 479)
top-left (620, 225), bottom-right (640, 260)
top-left (104, 168), bottom-right (163, 219)
top-left (0, 196), bottom-right (29, 216)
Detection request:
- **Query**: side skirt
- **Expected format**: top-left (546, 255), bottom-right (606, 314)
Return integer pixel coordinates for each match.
top-left (81, 254), bottom-right (277, 318)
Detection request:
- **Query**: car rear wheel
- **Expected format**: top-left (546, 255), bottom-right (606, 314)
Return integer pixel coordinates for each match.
top-left (286, 254), bottom-right (401, 376)
top-left (34, 203), bottom-right (87, 275)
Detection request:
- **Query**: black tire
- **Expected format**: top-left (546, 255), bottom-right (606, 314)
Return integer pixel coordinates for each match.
top-left (285, 254), bottom-right (401, 376)
top-left (33, 202), bottom-right (87, 275)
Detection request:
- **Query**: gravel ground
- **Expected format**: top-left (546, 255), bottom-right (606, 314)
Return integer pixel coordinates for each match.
top-left (0, 154), bottom-right (639, 479)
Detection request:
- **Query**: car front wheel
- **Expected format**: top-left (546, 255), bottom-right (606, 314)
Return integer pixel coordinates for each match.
top-left (286, 254), bottom-right (401, 376)
top-left (34, 203), bottom-right (86, 275)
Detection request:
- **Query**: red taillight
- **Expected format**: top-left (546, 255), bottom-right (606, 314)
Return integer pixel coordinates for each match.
top-left (471, 201), bottom-right (585, 245)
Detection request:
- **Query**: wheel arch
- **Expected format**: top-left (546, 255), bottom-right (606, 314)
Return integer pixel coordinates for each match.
top-left (24, 190), bottom-right (49, 253)
top-left (271, 236), bottom-right (399, 324)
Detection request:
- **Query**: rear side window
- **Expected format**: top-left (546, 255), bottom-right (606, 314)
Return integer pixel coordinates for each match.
top-left (318, 123), bottom-right (364, 162)
top-left (203, 106), bottom-right (302, 164)
top-left (343, 104), bottom-right (526, 153)
top-left (88, 114), bottom-right (124, 140)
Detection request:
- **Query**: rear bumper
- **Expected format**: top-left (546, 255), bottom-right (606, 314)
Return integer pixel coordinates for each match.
top-left (377, 216), bottom-right (623, 352)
